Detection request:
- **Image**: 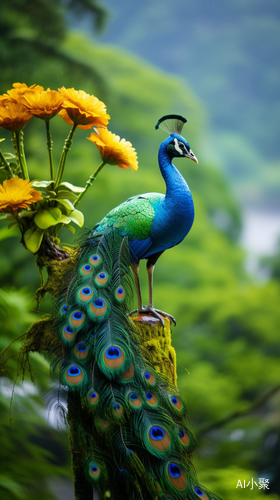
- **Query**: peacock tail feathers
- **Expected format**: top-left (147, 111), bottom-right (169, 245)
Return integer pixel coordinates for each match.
top-left (51, 227), bottom-right (219, 499)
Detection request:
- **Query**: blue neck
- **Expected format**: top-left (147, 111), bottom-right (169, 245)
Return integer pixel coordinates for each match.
top-left (158, 141), bottom-right (191, 201)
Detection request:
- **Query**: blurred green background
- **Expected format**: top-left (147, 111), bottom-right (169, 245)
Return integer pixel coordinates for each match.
top-left (0, 1), bottom-right (280, 499)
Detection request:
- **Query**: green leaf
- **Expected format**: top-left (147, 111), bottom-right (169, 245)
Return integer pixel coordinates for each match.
top-left (10, 162), bottom-right (19, 170)
top-left (56, 181), bottom-right (85, 194)
top-left (68, 209), bottom-right (84, 228)
top-left (57, 215), bottom-right (72, 225)
top-left (18, 210), bottom-right (36, 219)
top-left (8, 221), bottom-right (18, 230)
top-left (0, 213), bottom-right (14, 221)
top-left (24, 226), bottom-right (44, 253)
top-left (34, 208), bottom-right (62, 229)
top-left (3, 152), bottom-right (16, 160)
top-left (55, 190), bottom-right (78, 200)
top-left (50, 198), bottom-right (75, 213)
top-left (46, 191), bottom-right (58, 197)
top-left (32, 180), bottom-right (55, 189)
top-left (64, 224), bottom-right (76, 234)
top-left (0, 473), bottom-right (25, 498)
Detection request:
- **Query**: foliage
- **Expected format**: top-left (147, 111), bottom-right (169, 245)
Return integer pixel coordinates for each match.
top-left (99, 0), bottom-right (280, 208)
top-left (0, 287), bottom-right (70, 500)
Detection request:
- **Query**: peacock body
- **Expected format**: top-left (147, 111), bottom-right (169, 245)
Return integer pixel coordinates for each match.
top-left (95, 132), bottom-right (195, 260)
top-left (53, 116), bottom-right (219, 500)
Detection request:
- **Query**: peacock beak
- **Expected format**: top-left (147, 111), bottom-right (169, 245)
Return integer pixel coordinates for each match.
top-left (185, 149), bottom-right (198, 164)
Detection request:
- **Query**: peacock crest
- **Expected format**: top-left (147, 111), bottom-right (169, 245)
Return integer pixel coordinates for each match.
top-left (155, 114), bottom-right (187, 135)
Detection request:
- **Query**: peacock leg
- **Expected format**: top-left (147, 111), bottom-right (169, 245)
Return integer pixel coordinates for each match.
top-left (144, 260), bottom-right (176, 326)
top-left (130, 252), bottom-right (175, 325)
top-left (129, 261), bottom-right (143, 314)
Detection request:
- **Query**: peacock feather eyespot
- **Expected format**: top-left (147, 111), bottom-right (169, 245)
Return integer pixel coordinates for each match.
top-left (90, 254), bottom-right (102, 267)
top-left (178, 429), bottom-right (190, 446)
top-left (115, 286), bottom-right (126, 302)
top-left (65, 325), bottom-right (74, 333)
top-left (149, 426), bottom-right (170, 451)
top-left (68, 366), bottom-right (81, 376)
top-left (143, 371), bottom-right (155, 385)
top-left (65, 365), bottom-right (84, 385)
top-left (145, 392), bottom-right (157, 406)
top-left (169, 463), bottom-right (181, 478)
top-left (81, 264), bottom-right (93, 276)
top-left (129, 392), bottom-right (138, 401)
top-left (61, 305), bottom-right (68, 314)
top-left (79, 287), bottom-right (93, 302)
top-left (128, 391), bottom-right (142, 408)
top-left (95, 417), bottom-right (111, 431)
top-left (90, 298), bottom-right (108, 317)
top-left (170, 395), bottom-right (182, 410)
top-left (193, 487), bottom-right (209, 499)
top-left (103, 346), bottom-right (125, 370)
top-left (70, 311), bottom-right (85, 327)
top-left (89, 462), bottom-right (101, 480)
top-left (88, 389), bottom-right (99, 405)
top-left (106, 346), bottom-right (121, 358)
top-left (75, 342), bottom-right (90, 359)
top-left (112, 402), bottom-right (123, 416)
top-left (150, 426), bottom-right (165, 440)
top-left (63, 324), bottom-right (76, 341)
top-left (167, 462), bottom-right (187, 491)
top-left (95, 271), bottom-right (109, 286)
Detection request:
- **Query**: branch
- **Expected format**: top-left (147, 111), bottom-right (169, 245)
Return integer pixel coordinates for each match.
top-left (198, 383), bottom-right (280, 437)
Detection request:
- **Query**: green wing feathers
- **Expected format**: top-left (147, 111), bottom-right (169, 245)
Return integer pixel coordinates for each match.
top-left (96, 194), bottom-right (161, 241)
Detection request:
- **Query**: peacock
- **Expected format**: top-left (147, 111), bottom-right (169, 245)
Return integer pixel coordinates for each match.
top-left (53, 115), bottom-right (219, 500)
top-left (94, 115), bottom-right (197, 325)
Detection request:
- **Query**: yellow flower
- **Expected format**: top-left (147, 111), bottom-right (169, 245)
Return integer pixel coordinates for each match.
top-left (0, 100), bottom-right (33, 131)
top-left (0, 177), bottom-right (43, 215)
top-left (58, 87), bottom-right (110, 129)
top-left (0, 83), bottom-right (44, 104)
top-left (21, 88), bottom-right (66, 120)
top-left (87, 128), bottom-right (138, 170)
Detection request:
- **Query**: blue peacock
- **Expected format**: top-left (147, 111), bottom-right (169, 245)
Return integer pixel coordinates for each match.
top-left (54, 115), bottom-right (219, 499)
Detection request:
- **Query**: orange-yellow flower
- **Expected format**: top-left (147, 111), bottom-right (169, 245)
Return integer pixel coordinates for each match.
top-left (21, 89), bottom-right (66, 120)
top-left (0, 83), bottom-right (44, 104)
top-left (58, 87), bottom-right (110, 130)
top-left (0, 100), bottom-right (33, 131)
top-left (87, 128), bottom-right (138, 170)
top-left (0, 177), bottom-right (43, 215)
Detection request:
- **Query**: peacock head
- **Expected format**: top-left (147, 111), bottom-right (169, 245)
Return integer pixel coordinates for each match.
top-left (156, 114), bottom-right (198, 163)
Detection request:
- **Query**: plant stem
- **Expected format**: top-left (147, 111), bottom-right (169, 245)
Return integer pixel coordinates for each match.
top-left (73, 161), bottom-right (106, 208)
top-left (12, 130), bottom-right (29, 180)
top-left (55, 124), bottom-right (77, 188)
top-left (45, 120), bottom-right (54, 180)
top-left (0, 149), bottom-right (13, 178)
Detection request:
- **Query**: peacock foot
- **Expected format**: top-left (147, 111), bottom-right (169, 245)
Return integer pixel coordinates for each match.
top-left (129, 306), bottom-right (176, 326)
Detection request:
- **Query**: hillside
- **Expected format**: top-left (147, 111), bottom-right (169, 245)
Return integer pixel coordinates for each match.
top-left (90, 0), bottom-right (280, 209)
